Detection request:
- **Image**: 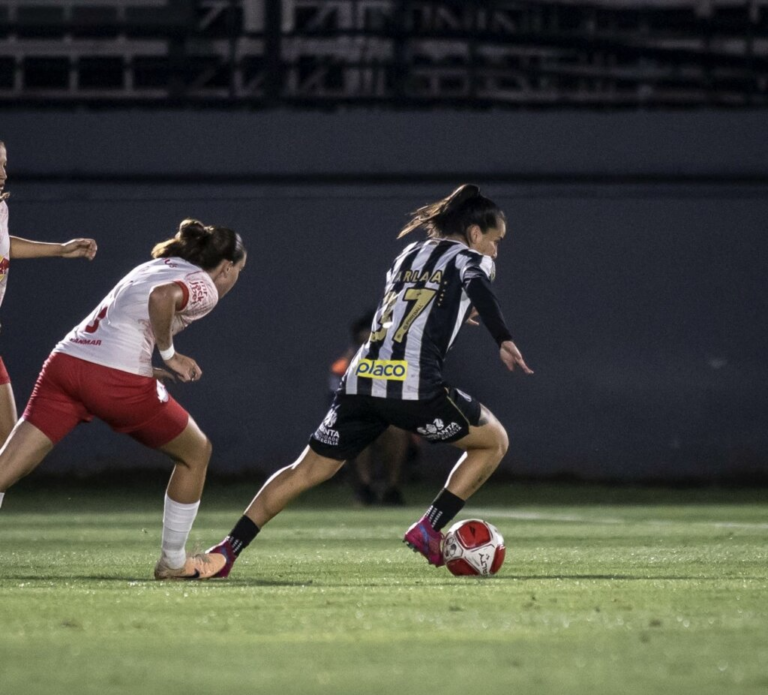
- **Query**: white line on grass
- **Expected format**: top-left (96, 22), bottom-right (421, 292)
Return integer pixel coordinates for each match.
top-left (470, 509), bottom-right (768, 531)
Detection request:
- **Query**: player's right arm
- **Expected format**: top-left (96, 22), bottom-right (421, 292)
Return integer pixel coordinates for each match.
top-left (148, 282), bottom-right (202, 383)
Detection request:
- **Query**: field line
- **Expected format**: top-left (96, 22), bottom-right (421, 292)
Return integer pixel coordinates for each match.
top-left (470, 509), bottom-right (768, 530)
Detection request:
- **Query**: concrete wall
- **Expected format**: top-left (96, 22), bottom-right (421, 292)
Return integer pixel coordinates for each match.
top-left (2, 110), bottom-right (767, 481)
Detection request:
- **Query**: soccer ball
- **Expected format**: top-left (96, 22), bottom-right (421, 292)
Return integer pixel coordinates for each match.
top-left (443, 519), bottom-right (505, 577)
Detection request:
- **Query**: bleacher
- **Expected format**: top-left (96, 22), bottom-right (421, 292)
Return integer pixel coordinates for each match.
top-left (0, 0), bottom-right (766, 107)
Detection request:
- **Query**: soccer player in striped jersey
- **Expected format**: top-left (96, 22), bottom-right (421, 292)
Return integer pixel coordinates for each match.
top-left (0, 141), bottom-right (98, 447)
top-left (0, 219), bottom-right (246, 580)
top-left (203, 184), bottom-right (532, 577)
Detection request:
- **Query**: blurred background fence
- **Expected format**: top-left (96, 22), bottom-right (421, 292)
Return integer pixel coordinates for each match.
top-left (1, 1), bottom-right (767, 483)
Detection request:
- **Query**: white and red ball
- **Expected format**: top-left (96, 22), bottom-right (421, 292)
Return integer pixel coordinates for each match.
top-left (443, 519), bottom-right (505, 577)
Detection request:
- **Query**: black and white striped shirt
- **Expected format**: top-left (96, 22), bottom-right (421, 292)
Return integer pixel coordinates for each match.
top-left (341, 238), bottom-right (509, 400)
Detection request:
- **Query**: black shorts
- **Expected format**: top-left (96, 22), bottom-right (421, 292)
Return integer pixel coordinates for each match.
top-left (308, 387), bottom-right (483, 461)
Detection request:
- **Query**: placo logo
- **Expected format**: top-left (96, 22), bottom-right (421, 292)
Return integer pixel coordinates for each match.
top-left (356, 359), bottom-right (408, 381)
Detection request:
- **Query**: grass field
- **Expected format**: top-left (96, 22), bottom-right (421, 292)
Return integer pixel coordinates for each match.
top-left (1, 481), bottom-right (767, 695)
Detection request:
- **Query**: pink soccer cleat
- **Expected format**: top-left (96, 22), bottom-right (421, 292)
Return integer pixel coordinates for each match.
top-left (403, 516), bottom-right (445, 567)
top-left (200, 538), bottom-right (237, 579)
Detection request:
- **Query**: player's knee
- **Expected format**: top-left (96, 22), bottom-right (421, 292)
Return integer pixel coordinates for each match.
top-left (295, 453), bottom-right (343, 487)
top-left (198, 437), bottom-right (213, 468)
top-left (185, 436), bottom-right (212, 471)
top-left (491, 423), bottom-right (509, 462)
top-left (305, 462), bottom-right (337, 486)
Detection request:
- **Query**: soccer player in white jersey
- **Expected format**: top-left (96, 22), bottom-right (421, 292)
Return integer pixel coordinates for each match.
top-left (201, 184), bottom-right (532, 578)
top-left (0, 218), bottom-right (247, 580)
top-left (0, 141), bottom-right (98, 446)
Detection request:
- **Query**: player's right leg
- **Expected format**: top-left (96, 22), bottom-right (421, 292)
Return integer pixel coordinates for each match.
top-left (203, 447), bottom-right (346, 578)
top-left (0, 359), bottom-right (18, 447)
top-left (0, 354), bottom-right (86, 509)
top-left (443, 406), bottom-right (509, 500)
top-left (246, 446), bottom-right (346, 528)
top-left (399, 389), bottom-right (508, 567)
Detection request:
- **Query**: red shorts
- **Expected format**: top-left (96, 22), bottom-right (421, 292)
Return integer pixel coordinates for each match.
top-left (23, 353), bottom-right (190, 448)
top-left (0, 356), bottom-right (10, 386)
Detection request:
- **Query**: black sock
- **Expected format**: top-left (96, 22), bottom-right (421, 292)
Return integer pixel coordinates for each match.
top-left (425, 489), bottom-right (465, 531)
top-left (226, 515), bottom-right (260, 556)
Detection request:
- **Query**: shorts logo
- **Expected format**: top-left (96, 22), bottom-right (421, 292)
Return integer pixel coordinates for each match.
top-left (355, 359), bottom-right (408, 381)
top-left (417, 418), bottom-right (462, 441)
top-left (323, 407), bottom-right (338, 428)
top-left (315, 406), bottom-right (340, 446)
top-left (156, 381), bottom-right (169, 404)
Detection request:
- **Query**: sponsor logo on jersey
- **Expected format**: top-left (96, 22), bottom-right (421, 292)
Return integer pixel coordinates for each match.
top-left (355, 359), bottom-right (408, 381)
top-left (69, 337), bottom-right (102, 346)
top-left (417, 418), bottom-right (462, 441)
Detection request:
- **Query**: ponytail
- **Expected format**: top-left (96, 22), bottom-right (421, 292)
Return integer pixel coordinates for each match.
top-left (398, 184), bottom-right (504, 240)
top-left (152, 218), bottom-right (246, 270)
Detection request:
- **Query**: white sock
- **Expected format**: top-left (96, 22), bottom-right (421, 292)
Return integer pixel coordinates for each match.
top-left (0, 492), bottom-right (4, 509)
top-left (161, 494), bottom-right (200, 568)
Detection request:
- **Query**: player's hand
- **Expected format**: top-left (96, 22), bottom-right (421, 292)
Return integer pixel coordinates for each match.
top-left (466, 308), bottom-right (480, 326)
top-left (164, 353), bottom-right (203, 383)
top-left (499, 340), bottom-right (534, 374)
top-left (61, 238), bottom-right (98, 260)
top-left (153, 367), bottom-right (177, 383)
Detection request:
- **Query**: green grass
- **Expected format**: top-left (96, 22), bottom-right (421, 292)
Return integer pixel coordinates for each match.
top-left (1, 482), bottom-right (767, 695)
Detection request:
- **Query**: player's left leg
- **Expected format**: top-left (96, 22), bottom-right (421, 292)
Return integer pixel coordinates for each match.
top-left (153, 417), bottom-right (214, 579)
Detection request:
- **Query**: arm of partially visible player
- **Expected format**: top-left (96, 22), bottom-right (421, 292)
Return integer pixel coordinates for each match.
top-left (10, 236), bottom-right (97, 260)
top-left (148, 282), bottom-right (202, 383)
top-left (464, 275), bottom-right (534, 375)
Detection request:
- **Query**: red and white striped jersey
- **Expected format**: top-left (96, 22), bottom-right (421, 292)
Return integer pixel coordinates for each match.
top-left (54, 257), bottom-right (218, 376)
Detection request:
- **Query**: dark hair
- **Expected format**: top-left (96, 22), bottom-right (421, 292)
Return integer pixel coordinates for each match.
top-left (151, 218), bottom-right (246, 270)
top-left (398, 184), bottom-right (505, 240)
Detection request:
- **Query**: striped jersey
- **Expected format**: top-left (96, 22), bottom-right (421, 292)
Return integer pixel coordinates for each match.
top-left (54, 257), bottom-right (218, 377)
top-left (341, 238), bottom-right (496, 400)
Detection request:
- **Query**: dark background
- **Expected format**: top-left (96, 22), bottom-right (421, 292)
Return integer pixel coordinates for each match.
top-left (2, 110), bottom-right (767, 483)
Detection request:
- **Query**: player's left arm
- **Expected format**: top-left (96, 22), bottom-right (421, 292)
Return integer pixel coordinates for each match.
top-left (9, 236), bottom-right (97, 260)
top-left (462, 257), bottom-right (533, 374)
